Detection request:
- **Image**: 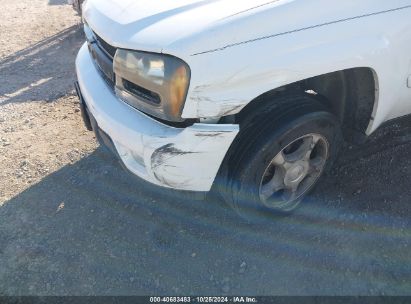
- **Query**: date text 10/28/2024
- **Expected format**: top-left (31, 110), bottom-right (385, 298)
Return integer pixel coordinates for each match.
top-left (150, 297), bottom-right (258, 303)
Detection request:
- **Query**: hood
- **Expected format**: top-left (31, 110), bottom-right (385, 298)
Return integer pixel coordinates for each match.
top-left (83, 0), bottom-right (284, 54)
top-left (83, 0), bottom-right (411, 57)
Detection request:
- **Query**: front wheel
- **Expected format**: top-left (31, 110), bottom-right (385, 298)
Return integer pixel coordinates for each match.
top-left (223, 93), bottom-right (342, 220)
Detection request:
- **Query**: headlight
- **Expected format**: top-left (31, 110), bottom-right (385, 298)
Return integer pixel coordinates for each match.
top-left (114, 49), bottom-right (190, 122)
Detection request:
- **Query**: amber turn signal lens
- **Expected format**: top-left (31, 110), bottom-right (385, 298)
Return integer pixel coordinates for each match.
top-left (169, 65), bottom-right (190, 116)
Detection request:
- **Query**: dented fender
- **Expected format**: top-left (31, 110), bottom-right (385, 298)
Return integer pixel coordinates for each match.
top-left (176, 2), bottom-right (411, 134)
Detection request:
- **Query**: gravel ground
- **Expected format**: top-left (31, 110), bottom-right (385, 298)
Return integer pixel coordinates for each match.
top-left (0, 0), bottom-right (410, 296)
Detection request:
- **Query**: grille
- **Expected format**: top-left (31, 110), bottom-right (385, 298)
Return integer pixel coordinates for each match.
top-left (94, 32), bottom-right (117, 58)
top-left (87, 40), bottom-right (115, 86)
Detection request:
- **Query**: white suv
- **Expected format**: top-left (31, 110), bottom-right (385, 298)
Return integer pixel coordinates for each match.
top-left (75, 0), bottom-right (411, 217)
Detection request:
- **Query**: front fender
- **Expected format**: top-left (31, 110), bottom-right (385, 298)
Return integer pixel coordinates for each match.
top-left (181, 5), bottom-right (411, 134)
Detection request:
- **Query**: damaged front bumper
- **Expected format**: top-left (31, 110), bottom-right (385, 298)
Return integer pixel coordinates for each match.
top-left (75, 43), bottom-right (239, 192)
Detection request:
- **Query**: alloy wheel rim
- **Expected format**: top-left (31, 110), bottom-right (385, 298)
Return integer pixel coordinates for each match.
top-left (258, 133), bottom-right (329, 210)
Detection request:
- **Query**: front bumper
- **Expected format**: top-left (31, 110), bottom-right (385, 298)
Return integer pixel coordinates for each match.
top-left (75, 43), bottom-right (239, 192)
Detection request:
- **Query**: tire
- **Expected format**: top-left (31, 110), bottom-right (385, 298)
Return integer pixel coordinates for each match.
top-left (221, 92), bottom-right (342, 221)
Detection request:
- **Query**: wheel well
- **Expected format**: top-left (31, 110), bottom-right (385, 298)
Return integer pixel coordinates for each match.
top-left (234, 67), bottom-right (377, 141)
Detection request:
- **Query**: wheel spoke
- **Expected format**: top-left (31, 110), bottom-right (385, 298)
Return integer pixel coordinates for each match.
top-left (282, 185), bottom-right (298, 202)
top-left (272, 151), bottom-right (286, 166)
top-left (308, 156), bottom-right (325, 175)
top-left (286, 136), bottom-right (316, 162)
top-left (260, 168), bottom-right (285, 201)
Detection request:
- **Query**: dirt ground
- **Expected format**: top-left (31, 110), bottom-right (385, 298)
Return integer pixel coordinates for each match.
top-left (0, 0), bottom-right (410, 296)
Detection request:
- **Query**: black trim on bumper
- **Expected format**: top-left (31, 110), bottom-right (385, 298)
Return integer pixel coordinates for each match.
top-left (75, 81), bottom-right (119, 157)
top-left (74, 81), bottom-right (93, 131)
